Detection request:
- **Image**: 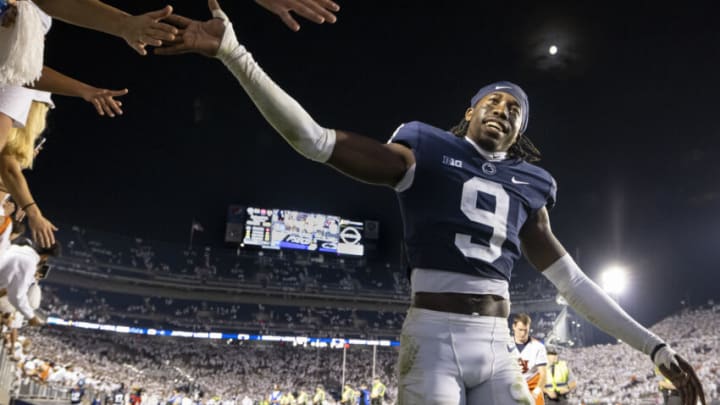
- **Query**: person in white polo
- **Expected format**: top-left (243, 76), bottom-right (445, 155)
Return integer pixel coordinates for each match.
top-left (0, 237), bottom-right (58, 326)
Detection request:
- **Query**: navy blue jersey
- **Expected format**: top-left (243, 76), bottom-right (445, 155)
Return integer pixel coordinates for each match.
top-left (70, 388), bottom-right (84, 404)
top-left (390, 121), bottom-right (557, 282)
top-left (358, 389), bottom-right (370, 405)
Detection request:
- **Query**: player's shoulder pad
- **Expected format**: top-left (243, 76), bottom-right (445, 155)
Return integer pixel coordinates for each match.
top-left (516, 161), bottom-right (558, 209)
top-left (388, 121), bottom-right (447, 148)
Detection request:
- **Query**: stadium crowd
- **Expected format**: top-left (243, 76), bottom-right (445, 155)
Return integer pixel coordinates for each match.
top-left (3, 291), bottom-right (719, 404)
top-left (0, 216), bottom-right (712, 404)
top-left (561, 305), bottom-right (720, 404)
top-left (11, 327), bottom-right (399, 404)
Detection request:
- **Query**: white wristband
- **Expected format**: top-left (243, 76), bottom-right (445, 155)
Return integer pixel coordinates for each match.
top-left (653, 345), bottom-right (680, 372)
top-left (542, 254), bottom-right (664, 356)
top-left (213, 14), bottom-right (336, 163)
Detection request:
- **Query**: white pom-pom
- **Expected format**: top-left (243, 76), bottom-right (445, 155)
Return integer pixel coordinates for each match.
top-left (0, 1), bottom-right (46, 86)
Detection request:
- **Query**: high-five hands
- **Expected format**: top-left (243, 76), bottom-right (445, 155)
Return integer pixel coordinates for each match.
top-left (120, 6), bottom-right (179, 56)
top-left (255, 0), bottom-right (339, 32)
top-left (155, 0), bottom-right (342, 55)
top-left (155, 0), bottom-right (227, 58)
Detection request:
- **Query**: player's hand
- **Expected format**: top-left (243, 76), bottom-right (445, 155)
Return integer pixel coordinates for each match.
top-left (120, 6), bottom-right (178, 56)
top-left (27, 212), bottom-right (57, 248)
top-left (156, 0), bottom-right (227, 57)
top-left (655, 346), bottom-right (706, 405)
top-left (0, 0), bottom-right (17, 28)
top-left (80, 87), bottom-right (128, 117)
top-left (254, 0), bottom-right (339, 32)
top-left (545, 390), bottom-right (558, 399)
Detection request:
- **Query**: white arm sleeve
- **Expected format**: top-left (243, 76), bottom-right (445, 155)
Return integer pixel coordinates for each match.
top-left (212, 10), bottom-right (336, 163)
top-left (542, 254), bottom-right (664, 356)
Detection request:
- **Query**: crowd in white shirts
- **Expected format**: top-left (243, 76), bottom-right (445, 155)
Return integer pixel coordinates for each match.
top-left (2, 305), bottom-right (718, 404)
top-left (13, 327), bottom-right (398, 404)
top-left (560, 305), bottom-right (720, 404)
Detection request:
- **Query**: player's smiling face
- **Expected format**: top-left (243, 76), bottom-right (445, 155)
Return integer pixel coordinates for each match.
top-left (465, 92), bottom-right (523, 152)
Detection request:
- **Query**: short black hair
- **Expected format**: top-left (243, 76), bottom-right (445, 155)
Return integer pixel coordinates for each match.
top-left (37, 242), bottom-right (61, 257)
top-left (10, 218), bottom-right (26, 237)
top-left (14, 237), bottom-right (62, 257)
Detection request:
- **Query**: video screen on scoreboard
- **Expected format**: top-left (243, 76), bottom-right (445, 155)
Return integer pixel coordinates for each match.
top-left (241, 207), bottom-right (274, 248)
top-left (239, 206), bottom-right (364, 256)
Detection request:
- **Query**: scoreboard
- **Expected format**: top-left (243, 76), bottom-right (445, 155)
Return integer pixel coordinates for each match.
top-left (231, 206), bottom-right (365, 256)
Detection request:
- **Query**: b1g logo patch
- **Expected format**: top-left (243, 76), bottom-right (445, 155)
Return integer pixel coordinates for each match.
top-left (442, 155), bottom-right (463, 168)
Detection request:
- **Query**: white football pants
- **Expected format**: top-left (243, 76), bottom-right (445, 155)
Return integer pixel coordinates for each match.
top-left (397, 307), bottom-right (534, 405)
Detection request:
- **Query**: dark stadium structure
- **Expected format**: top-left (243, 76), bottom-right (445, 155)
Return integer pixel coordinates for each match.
top-left (44, 225), bottom-right (567, 341)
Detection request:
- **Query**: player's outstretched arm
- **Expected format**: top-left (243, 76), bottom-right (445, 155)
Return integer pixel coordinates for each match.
top-left (255, 0), bottom-right (340, 32)
top-left (32, 0), bottom-right (178, 56)
top-left (33, 67), bottom-right (128, 117)
top-left (157, 0), bottom-right (412, 188)
top-left (520, 207), bottom-right (706, 405)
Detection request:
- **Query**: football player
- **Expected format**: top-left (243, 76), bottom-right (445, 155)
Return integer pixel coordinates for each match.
top-left (157, 3), bottom-right (707, 404)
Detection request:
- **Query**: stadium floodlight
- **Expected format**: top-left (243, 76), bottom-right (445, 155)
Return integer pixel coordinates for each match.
top-left (600, 265), bottom-right (628, 296)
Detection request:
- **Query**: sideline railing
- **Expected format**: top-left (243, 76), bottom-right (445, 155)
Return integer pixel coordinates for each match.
top-left (14, 380), bottom-right (68, 402)
top-left (0, 344), bottom-right (15, 405)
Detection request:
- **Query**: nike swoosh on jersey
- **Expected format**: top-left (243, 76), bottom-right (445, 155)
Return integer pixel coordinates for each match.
top-left (511, 176), bottom-right (530, 185)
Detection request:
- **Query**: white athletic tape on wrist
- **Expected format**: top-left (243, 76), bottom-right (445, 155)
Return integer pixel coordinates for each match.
top-left (542, 254), bottom-right (665, 356)
top-left (654, 345), bottom-right (680, 372)
top-left (211, 8), bottom-right (229, 21)
top-left (214, 15), bottom-right (336, 163)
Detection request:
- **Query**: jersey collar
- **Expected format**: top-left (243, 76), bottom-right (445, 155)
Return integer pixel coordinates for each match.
top-left (464, 137), bottom-right (508, 162)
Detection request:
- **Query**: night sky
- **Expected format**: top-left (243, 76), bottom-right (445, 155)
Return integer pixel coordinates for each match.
top-left (32, 1), bottom-right (720, 324)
